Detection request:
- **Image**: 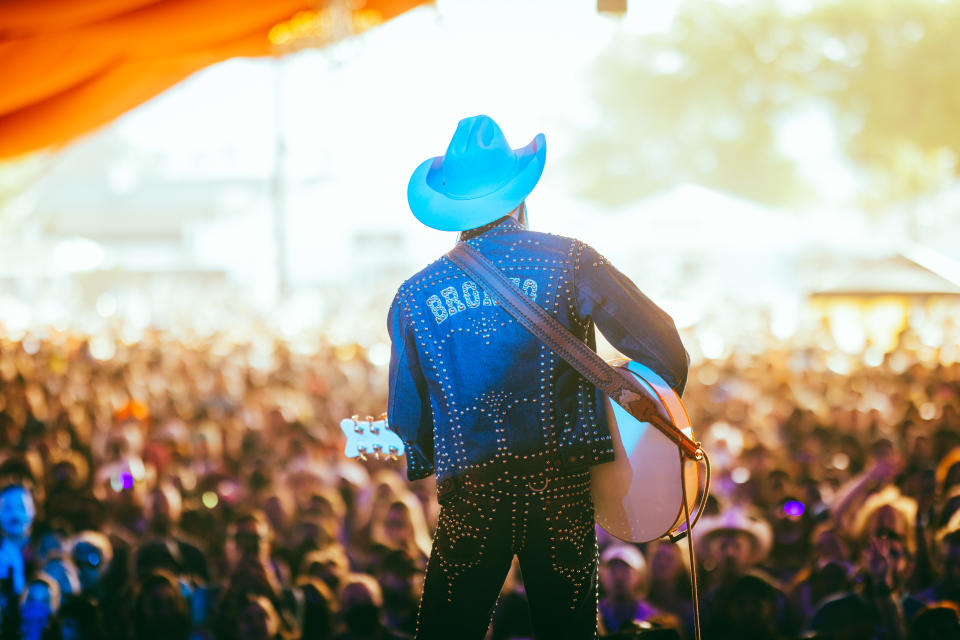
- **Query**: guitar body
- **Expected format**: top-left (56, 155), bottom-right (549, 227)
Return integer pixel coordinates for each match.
top-left (590, 360), bottom-right (700, 543)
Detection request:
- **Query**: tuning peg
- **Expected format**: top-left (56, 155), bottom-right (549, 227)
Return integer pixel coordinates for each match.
top-left (351, 414), bottom-right (360, 423)
top-left (388, 446), bottom-right (399, 456)
top-left (370, 424), bottom-right (380, 435)
top-left (379, 411), bottom-right (388, 422)
top-left (357, 447), bottom-right (367, 461)
top-left (364, 415), bottom-right (375, 423)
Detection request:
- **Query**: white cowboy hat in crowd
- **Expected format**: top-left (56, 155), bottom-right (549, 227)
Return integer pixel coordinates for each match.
top-left (601, 543), bottom-right (646, 572)
top-left (694, 505), bottom-right (773, 566)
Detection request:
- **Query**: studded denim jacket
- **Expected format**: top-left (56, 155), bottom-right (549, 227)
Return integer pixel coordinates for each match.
top-left (387, 217), bottom-right (690, 483)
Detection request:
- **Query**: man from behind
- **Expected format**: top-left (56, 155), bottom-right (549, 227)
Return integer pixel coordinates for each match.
top-left (388, 114), bottom-right (689, 639)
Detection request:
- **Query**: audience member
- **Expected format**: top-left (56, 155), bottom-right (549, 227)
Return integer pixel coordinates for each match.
top-left (0, 323), bottom-right (958, 638)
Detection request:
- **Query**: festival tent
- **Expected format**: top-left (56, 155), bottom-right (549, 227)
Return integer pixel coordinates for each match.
top-left (0, 0), bottom-right (430, 160)
top-left (886, 179), bottom-right (960, 262)
top-left (808, 252), bottom-right (960, 300)
top-left (573, 184), bottom-right (810, 311)
top-left (592, 183), bottom-right (803, 253)
top-left (805, 249), bottom-right (960, 353)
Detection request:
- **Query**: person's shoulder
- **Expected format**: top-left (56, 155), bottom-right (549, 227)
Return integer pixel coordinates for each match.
top-left (814, 590), bottom-right (862, 610)
top-left (492, 227), bottom-right (597, 262)
top-left (516, 227), bottom-right (584, 247)
top-left (392, 257), bottom-right (446, 302)
top-left (809, 591), bottom-right (869, 630)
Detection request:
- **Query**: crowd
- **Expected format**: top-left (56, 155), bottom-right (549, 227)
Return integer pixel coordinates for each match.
top-left (0, 321), bottom-right (958, 640)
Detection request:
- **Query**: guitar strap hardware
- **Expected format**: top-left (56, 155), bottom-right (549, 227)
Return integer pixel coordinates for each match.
top-left (526, 478), bottom-right (550, 492)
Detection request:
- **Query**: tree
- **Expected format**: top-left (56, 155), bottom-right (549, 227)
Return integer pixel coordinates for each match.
top-left (569, 0), bottom-right (960, 208)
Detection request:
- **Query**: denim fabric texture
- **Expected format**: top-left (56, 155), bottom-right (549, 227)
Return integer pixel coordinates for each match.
top-left (387, 216), bottom-right (690, 484)
top-left (415, 469), bottom-right (599, 640)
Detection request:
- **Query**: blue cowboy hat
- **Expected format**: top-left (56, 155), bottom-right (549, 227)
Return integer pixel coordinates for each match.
top-left (407, 115), bottom-right (546, 231)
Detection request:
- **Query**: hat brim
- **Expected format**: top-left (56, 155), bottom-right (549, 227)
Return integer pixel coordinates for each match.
top-left (407, 133), bottom-right (546, 231)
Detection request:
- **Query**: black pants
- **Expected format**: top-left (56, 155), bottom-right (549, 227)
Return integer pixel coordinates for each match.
top-left (415, 469), bottom-right (599, 639)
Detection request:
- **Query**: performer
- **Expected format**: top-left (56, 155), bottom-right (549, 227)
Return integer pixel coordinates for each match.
top-left (387, 114), bottom-right (689, 639)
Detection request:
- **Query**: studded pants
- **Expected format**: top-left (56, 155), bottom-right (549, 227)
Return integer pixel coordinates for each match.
top-left (415, 469), bottom-right (599, 640)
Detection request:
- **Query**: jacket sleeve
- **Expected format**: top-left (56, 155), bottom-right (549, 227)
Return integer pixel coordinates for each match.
top-left (386, 291), bottom-right (436, 480)
top-left (573, 242), bottom-right (690, 396)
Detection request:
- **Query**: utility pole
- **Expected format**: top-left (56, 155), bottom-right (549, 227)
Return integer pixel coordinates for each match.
top-left (271, 56), bottom-right (290, 301)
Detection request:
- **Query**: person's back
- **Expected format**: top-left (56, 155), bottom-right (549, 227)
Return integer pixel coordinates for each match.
top-left (390, 215), bottom-right (686, 487)
top-left (388, 114), bottom-right (688, 640)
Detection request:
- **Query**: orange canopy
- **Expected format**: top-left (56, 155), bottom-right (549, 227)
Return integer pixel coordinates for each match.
top-left (0, 0), bottom-right (429, 161)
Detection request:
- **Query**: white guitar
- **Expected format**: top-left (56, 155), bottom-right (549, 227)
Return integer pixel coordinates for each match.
top-left (341, 362), bottom-right (707, 543)
top-left (590, 360), bottom-right (704, 543)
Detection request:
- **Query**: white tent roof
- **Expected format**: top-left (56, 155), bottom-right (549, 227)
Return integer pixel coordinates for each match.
top-left (594, 183), bottom-right (804, 252)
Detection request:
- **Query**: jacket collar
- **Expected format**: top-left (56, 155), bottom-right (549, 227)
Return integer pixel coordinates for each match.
top-left (457, 215), bottom-right (525, 242)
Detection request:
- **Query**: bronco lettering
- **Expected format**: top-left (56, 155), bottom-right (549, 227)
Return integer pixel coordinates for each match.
top-left (426, 279), bottom-right (538, 324)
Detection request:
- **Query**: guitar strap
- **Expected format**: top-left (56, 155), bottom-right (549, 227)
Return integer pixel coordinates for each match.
top-left (446, 241), bottom-right (700, 459)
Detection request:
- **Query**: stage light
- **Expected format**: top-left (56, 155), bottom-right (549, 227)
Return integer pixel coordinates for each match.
top-left (89, 335), bottom-right (116, 361)
top-left (269, 1), bottom-right (382, 52)
top-left (202, 491), bottom-right (219, 509)
top-left (832, 453), bottom-right (850, 471)
top-left (784, 500), bottom-right (805, 518)
top-left (597, 0), bottom-right (627, 14)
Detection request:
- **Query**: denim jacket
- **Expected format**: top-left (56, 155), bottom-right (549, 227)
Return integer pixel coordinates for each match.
top-left (387, 216), bottom-right (689, 483)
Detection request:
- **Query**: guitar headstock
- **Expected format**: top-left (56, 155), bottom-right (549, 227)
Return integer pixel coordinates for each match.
top-left (339, 413), bottom-right (405, 461)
